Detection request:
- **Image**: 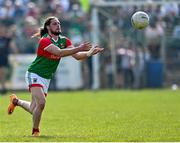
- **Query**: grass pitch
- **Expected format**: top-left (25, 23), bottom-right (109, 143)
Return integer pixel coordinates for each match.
top-left (0, 89), bottom-right (180, 142)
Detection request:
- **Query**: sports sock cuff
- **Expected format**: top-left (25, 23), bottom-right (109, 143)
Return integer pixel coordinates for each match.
top-left (32, 128), bottom-right (40, 134)
top-left (13, 99), bottom-right (18, 106)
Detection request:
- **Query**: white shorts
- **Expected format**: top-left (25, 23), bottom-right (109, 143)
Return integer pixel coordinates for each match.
top-left (25, 71), bottom-right (50, 95)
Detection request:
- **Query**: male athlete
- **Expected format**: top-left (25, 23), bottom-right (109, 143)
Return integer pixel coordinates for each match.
top-left (7, 16), bottom-right (104, 136)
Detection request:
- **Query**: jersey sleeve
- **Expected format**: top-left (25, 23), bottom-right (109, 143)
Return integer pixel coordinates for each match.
top-left (65, 38), bottom-right (72, 48)
top-left (37, 37), bottom-right (52, 56)
top-left (38, 38), bottom-right (52, 50)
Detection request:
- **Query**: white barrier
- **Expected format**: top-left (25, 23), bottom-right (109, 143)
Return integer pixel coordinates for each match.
top-left (55, 56), bottom-right (83, 89)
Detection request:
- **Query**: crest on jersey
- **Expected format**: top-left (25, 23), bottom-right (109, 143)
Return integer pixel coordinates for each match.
top-left (33, 78), bottom-right (37, 83)
top-left (60, 44), bottom-right (65, 49)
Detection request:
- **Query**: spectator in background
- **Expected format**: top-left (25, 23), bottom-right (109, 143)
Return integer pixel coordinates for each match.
top-left (26, 2), bottom-right (40, 20)
top-left (0, 0), bottom-right (14, 19)
top-left (173, 20), bottom-right (180, 39)
top-left (105, 54), bottom-right (113, 89)
top-left (144, 16), bottom-right (164, 59)
top-left (133, 43), bottom-right (145, 89)
top-left (13, 0), bottom-right (26, 22)
top-left (0, 22), bottom-right (18, 95)
top-left (17, 16), bottom-right (39, 53)
top-left (160, 2), bottom-right (179, 17)
top-left (118, 43), bottom-right (135, 89)
top-left (60, 0), bottom-right (70, 12)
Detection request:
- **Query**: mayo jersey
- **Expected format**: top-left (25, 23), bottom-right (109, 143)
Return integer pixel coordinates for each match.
top-left (28, 34), bottom-right (72, 79)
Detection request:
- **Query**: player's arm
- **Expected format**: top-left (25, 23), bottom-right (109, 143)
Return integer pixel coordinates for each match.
top-left (72, 46), bottom-right (104, 60)
top-left (45, 42), bottom-right (92, 57)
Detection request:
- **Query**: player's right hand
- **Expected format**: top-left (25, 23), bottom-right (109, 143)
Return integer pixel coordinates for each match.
top-left (78, 42), bottom-right (92, 51)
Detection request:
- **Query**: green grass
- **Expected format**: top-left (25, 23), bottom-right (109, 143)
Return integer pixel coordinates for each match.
top-left (0, 89), bottom-right (180, 141)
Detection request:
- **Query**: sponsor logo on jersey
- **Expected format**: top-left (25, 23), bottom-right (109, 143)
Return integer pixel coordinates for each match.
top-left (50, 55), bottom-right (61, 60)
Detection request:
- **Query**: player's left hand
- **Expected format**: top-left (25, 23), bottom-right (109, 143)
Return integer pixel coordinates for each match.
top-left (87, 46), bottom-right (104, 57)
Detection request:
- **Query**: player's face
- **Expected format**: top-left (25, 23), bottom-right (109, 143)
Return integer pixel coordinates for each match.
top-left (49, 18), bottom-right (61, 35)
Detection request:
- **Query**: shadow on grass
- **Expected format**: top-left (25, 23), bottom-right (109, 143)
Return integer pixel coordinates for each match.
top-left (24, 134), bottom-right (90, 139)
top-left (25, 135), bottom-right (57, 139)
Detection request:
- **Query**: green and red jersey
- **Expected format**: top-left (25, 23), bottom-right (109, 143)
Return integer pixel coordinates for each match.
top-left (28, 33), bottom-right (72, 79)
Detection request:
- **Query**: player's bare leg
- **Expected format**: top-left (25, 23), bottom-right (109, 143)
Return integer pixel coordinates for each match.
top-left (17, 99), bottom-right (36, 114)
top-left (8, 94), bottom-right (36, 114)
top-left (8, 87), bottom-right (45, 137)
top-left (31, 87), bottom-right (46, 137)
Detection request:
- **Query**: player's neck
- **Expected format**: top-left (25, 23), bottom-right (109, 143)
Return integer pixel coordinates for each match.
top-left (48, 33), bottom-right (58, 41)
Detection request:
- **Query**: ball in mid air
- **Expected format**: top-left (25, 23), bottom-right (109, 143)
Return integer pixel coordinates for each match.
top-left (131, 11), bottom-right (149, 29)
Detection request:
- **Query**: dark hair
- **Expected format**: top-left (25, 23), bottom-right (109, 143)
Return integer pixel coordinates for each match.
top-left (31, 16), bottom-right (57, 38)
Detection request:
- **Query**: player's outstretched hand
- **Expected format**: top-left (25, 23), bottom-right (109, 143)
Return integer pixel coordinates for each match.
top-left (79, 42), bottom-right (92, 51)
top-left (87, 46), bottom-right (104, 57)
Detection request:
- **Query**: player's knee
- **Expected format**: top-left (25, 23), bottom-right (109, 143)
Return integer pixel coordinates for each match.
top-left (30, 103), bottom-right (36, 114)
top-left (38, 100), bottom-right (46, 110)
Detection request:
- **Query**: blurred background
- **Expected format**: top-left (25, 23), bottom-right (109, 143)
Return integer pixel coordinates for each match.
top-left (1, 0), bottom-right (180, 94)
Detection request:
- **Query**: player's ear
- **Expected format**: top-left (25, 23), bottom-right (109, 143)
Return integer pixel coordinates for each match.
top-left (47, 26), bottom-right (50, 30)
